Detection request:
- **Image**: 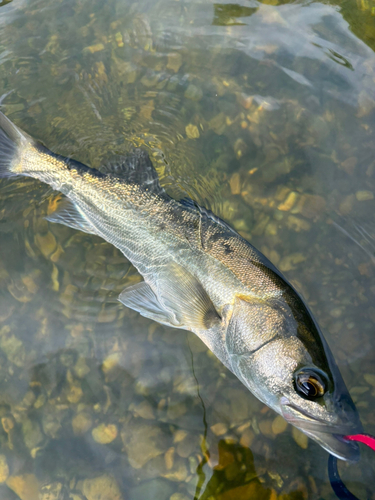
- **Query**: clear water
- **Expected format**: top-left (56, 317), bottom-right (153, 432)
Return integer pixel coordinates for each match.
top-left (0, 0), bottom-right (375, 499)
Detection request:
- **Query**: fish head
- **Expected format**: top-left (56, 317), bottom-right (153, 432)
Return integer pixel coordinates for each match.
top-left (225, 295), bottom-right (362, 462)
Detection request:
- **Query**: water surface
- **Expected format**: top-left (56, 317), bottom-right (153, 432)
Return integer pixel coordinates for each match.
top-left (0, 0), bottom-right (375, 499)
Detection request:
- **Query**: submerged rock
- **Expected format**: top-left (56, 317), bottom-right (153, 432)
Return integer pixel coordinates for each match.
top-left (39, 482), bottom-right (66, 500)
top-left (167, 53), bottom-right (182, 73)
top-left (128, 478), bottom-right (174, 500)
top-left (6, 474), bottom-right (39, 500)
top-left (81, 475), bottom-right (123, 500)
top-left (185, 124), bottom-right (200, 139)
top-left (22, 418), bottom-right (44, 450)
top-left (121, 419), bottom-right (169, 469)
top-left (0, 455), bottom-right (9, 483)
top-left (72, 412), bottom-right (92, 435)
top-left (355, 190), bottom-right (374, 201)
top-left (184, 84), bottom-right (203, 101)
top-left (92, 423), bottom-right (118, 444)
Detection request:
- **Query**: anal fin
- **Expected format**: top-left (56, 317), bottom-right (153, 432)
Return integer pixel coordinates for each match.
top-left (46, 197), bottom-right (96, 235)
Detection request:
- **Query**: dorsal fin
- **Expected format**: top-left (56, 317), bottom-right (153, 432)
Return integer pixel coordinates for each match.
top-left (100, 148), bottom-right (164, 194)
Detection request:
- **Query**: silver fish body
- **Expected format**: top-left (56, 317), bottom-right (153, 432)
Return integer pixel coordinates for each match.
top-left (0, 111), bottom-right (362, 460)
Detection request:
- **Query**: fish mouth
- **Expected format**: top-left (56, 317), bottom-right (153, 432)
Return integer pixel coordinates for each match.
top-left (281, 399), bottom-right (362, 462)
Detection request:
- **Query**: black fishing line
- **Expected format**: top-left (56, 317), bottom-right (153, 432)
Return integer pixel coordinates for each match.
top-left (186, 337), bottom-right (209, 500)
top-left (328, 455), bottom-right (358, 500)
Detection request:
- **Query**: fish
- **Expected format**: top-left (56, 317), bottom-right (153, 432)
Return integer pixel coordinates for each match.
top-left (0, 111), bottom-right (362, 461)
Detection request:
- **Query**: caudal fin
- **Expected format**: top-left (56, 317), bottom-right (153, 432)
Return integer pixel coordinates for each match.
top-left (0, 111), bottom-right (31, 178)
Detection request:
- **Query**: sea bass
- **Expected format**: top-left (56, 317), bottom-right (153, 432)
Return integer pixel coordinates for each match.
top-left (0, 111), bottom-right (362, 460)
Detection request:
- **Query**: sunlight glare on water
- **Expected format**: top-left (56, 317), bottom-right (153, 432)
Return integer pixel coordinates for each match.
top-left (0, 0), bottom-right (375, 499)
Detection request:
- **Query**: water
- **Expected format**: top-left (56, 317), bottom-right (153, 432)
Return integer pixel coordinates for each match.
top-left (0, 0), bottom-right (374, 498)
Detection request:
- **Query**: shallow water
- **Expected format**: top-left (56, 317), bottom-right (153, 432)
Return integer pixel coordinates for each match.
top-left (0, 0), bottom-right (375, 499)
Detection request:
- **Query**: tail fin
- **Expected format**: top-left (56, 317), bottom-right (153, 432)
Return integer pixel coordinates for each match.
top-left (0, 111), bottom-right (30, 178)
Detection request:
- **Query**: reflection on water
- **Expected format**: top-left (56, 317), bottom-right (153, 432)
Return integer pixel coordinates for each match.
top-left (0, 0), bottom-right (375, 498)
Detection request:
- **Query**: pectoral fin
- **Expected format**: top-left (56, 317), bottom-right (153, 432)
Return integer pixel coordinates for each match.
top-left (154, 262), bottom-right (221, 330)
top-left (119, 264), bottom-right (221, 331)
top-left (119, 281), bottom-right (179, 328)
top-left (46, 198), bottom-right (96, 235)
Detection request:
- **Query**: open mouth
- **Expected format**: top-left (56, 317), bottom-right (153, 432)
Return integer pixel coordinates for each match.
top-left (280, 399), bottom-right (361, 462)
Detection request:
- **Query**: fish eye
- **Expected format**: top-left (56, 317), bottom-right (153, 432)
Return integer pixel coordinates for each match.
top-left (294, 368), bottom-right (327, 399)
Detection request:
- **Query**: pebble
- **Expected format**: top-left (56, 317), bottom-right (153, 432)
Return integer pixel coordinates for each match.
top-left (268, 250), bottom-right (280, 266)
top-left (271, 415), bottom-right (288, 435)
top-left (35, 231), bottom-right (57, 258)
top-left (209, 112), bottom-right (226, 135)
top-left (83, 43), bottom-right (105, 54)
top-left (170, 494), bottom-right (190, 500)
top-left (66, 384), bottom-right (83, 404)
top-left (184, 84), bottom-right (203, 101)
top-left (297, 194), bottom-right (326, 219)
top-left (39, 482), bottom-right (64, 500)
top-left (164, 447), bottom-right (174, 470)
top-left (239, 428), bottom-right (254, 448)
top-left (364, 373), bottom-right (375, 387)
top-left (278, 253), bottom-right (306, 272)
top-left (74, 358), bottom-right (90, 378)
top-left (340, 157), bottom-right (357, 175)
top-left (229, 173), bottom-right (241, 195)
top-left (162, 457), bottom-right (189, 482)
top-left (6, 474), bottom-right (39, 500)
top-left (252, 214), bottom-right (270, 236)
top-left (264, 221), bottom-right (278, 236)
top-left (286, 215), bottom-right (311, 232)
top-left (167, 52), bottom-right (182, 73)
top-left (7, 280), bottom-right (35, 303)
top-left (121, 420), bottom-right (167, 468)
top-left (128, 478), bottom-right (173, 500)
top-left (233, 138), bottom-right (247, 159)
top-left (98, 306), bottom-right (117, 323)
top-left (0, 455), bottom-right (9, 483)
top-left (236, 92), bottom-right (253, 109)
top-left (102, 352), bottom-right (121, 375)
top-left (278, 191), bottom-right (299, 211)
top-left (132, 400), bottom-right (155, 419)
top-left (92, 423), bottom-right (118, 444)
top-left (233, 219), bottom-right (249, 232)
top-left (292, 427), bottom-right (308, 449)
top-left (258, 419), bottom-right (274, 438)
top-left (210, 422), bottom-right (228, 436)
top-left (185, 124), bottom-right (200, 139)
top-left (356, 190), bottom-right (374, 201)
top-left (167, 401), bottom-right (187, 420)
top-left (81, 475), bottom-right (123, 500)
top-left (1, 417), bottom-right (14, 434)
top-left (22, 419), bottom-right (43, 450)
top-left (72, 412), bottom-right (92, 435)
top-left (176, 436), bottom-right (196, 458)
top-left (173, 430), bottom-right (188, 443)
top-left (339, 194), bottom-right (355, 215)
top-left (330, 307), bottom-right (343, 318)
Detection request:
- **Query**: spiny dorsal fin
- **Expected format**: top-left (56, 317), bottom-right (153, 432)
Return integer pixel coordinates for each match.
top-left (180, 196), bottom-right (237, 236)
top-left (100, 148), bottom-right (164, 194)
